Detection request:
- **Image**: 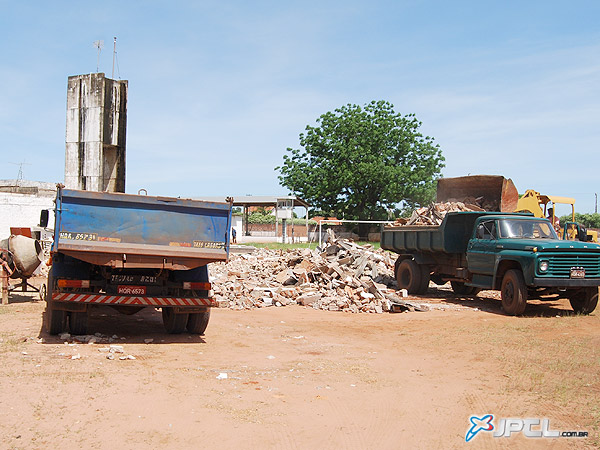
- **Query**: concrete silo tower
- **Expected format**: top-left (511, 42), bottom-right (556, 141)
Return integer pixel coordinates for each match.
top-left (64, 73), bottom-right (128, 192)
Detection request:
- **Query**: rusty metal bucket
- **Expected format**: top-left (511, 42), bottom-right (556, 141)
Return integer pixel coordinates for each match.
top-left (436, 175), bottom-right (519, 212)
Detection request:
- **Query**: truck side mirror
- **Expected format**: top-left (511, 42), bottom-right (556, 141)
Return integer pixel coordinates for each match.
top-left (40, 210), bottom-right (49, 228)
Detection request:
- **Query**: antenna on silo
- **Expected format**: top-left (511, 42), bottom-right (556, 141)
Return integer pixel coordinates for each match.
top-left (112, 37), bottom-right (117, 79)
top-left (93, 40), bottom-right (104, 73)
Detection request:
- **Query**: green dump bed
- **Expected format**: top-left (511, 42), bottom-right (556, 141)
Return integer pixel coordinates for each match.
top-left (381, 212), bottom-right (491, 255)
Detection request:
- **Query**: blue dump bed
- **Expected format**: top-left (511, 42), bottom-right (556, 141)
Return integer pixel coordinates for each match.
top-left (53, 188), bottom-right (232, 270)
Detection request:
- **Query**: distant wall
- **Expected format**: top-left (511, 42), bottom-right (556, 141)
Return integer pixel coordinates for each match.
top-left (0, 193), bottom-right (55, 239)
top-left (243, 224), bottom-right (379, 242)
top-left (232, 215), bottom-right (242, 239)
top-left (0, 180), bottom-right (57, 240)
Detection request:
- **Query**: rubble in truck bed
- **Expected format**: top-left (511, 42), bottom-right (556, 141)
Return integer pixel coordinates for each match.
top-left (389, 200), bottom-right (486, 226)
top-left (209, 230), bottom-right (427, 313)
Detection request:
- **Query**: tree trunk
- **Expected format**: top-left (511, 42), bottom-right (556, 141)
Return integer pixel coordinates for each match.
top-left (358, 222), bottom-right (370, 241)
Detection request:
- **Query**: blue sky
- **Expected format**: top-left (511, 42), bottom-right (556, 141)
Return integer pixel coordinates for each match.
top-left (1, 1), bottom-right (599, 214)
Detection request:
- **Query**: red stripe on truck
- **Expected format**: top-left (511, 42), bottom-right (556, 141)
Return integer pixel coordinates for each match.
top-left (53, 293), bottom-right (214, 306)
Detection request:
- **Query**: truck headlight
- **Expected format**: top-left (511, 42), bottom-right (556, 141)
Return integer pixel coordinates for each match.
top-left (539, 261), bottom-right (549, 272)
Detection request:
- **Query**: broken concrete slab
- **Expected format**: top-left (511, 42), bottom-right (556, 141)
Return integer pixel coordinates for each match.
top-left (209, 235), bottom-right (427, 314)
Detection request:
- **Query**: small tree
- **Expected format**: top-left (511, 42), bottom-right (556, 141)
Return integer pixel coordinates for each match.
top-left (560, 213), bottom-right (600, 229)
top-left (277, 100), bottom-right (444, 236)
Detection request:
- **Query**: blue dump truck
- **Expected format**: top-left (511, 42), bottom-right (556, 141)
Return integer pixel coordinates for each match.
top-left (43, 187), bottom-right (232, 335)
top-left (381, 212), bottom-right (600, 315)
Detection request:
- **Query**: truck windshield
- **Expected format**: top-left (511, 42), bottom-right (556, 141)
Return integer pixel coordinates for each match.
top-left (498, 219), bottom-right (558, 239)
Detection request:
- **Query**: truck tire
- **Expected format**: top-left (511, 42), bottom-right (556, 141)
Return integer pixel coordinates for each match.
top-left (162, 308), bottom-right (189, 334)
top-left (187, 309), bottom-right (211, 334)
top-left (418, 266), bottom-right (430, 294)
top-left (396, 259), bottom-right (422, 295)
top-left (569, 288), bottom-right (598, 314)
top-left (39, 283), bottom-right (46, 302)
top-left (69, 311), bottom-right (88, 335)
top-left (46, 304), bottom-right (67, 335)
top-left (45, 272), bottom-right (66, 335)
top-left (501, 269), bottom-right (527, 315)
top-left (450, 281), bottom-right (481, 296)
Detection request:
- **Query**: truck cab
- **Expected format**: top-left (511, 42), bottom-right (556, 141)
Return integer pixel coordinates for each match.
top-left (466, 215), bottom-right (600, 314)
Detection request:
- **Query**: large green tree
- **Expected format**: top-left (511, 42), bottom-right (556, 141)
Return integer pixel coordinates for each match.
top-left (277, 100), bottom-right (445, 222)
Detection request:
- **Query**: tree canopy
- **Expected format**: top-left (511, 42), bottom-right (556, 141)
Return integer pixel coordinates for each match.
top-left (559, 213), bottom-right (600, 229)
top-left (276, 100), bottom-right (445, 221)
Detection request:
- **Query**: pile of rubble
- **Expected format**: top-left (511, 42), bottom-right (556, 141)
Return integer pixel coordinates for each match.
top-left (390, 201), bottom-right (484, 226)
top-left (210, 230), bottom-right (426, 314)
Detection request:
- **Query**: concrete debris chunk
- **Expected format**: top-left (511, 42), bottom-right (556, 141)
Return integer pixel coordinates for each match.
top-left (389, 201), bottom-right (484, 227)
top-left (209, 235), bottom-right (427, 314)
top-left (275, 269), bottom-right (297, 285)
top-left (297, 292), bottom-right (321, 306)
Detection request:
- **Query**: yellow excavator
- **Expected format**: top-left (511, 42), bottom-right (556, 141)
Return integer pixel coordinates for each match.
top-left (436, 176), bottom-right (598, 242)
top-left (515, 190), bottom-right (598, 242)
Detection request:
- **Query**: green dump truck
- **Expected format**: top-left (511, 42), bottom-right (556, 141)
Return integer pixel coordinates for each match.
top-left (381, 211), bottom-right (600, 315)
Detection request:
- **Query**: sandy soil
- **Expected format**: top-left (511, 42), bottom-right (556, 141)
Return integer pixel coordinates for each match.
top-left (0, 281), bottom-right (598, 450)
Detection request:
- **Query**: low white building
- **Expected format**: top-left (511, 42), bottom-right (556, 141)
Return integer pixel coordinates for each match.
top-left (0, 180), bottom-right (57, 241)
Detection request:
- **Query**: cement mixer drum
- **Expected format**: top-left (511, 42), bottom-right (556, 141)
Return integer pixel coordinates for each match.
top-left (1, 235), bottom-right (44, 278)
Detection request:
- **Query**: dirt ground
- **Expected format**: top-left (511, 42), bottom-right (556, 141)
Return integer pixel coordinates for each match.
top-left (0, 280), bottom-right (598, 450)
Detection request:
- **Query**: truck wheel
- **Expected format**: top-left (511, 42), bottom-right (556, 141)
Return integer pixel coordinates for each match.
top-left (418, 266), bottom-right (430, 294)
top-left (501, 269), bottom-right (527, 315)
top-left (569, 288), bottom-right (598, 314)
top-left (46, 303), bottom-right (67, 335)
top-left (187, 309), bottom-right (211, 334)
top-left (396, 259), bottom-right (422, 294)
top-left (450, 281), bottom-right (480, 296)
top-left (39, 284), bottom-right (46, 302)
top-left (45, 272), bottom-right (66, 335)
top-left (451, 281), bottom-right (469, 295)
top-left (69, 311), bottom-right (88, 335)
top-left (162, 308), bottom-right (189, 334)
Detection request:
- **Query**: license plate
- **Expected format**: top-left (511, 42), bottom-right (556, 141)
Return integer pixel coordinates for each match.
top-left (570, 267), bottom-right (585, 279)
top-left (118, 285), bottom-right (147, 295)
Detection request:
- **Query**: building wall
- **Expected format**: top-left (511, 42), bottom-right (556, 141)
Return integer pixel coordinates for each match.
top-left (0, 180), bottom-right (56, 240)
top-left (232, 215), bottom-right (242, 240)
top-left (65, 73), bottom-right (127, 192)
top-left (0, 194), bottom-right (55, 239)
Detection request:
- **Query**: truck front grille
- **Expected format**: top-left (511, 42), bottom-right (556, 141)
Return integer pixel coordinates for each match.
top-left (545, 254), bottom-right (600, 277)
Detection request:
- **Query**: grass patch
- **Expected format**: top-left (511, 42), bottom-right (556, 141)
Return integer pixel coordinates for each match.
top-left (469, 317), bottom-right (600, 438)
top-left (0, 307), bottom-right (15, 315)
top-left (0, 335), bottom-right (24, 353)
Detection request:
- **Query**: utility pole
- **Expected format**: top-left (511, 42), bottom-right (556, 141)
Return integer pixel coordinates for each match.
top-left (595, 193), bottom-right (597, 214)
